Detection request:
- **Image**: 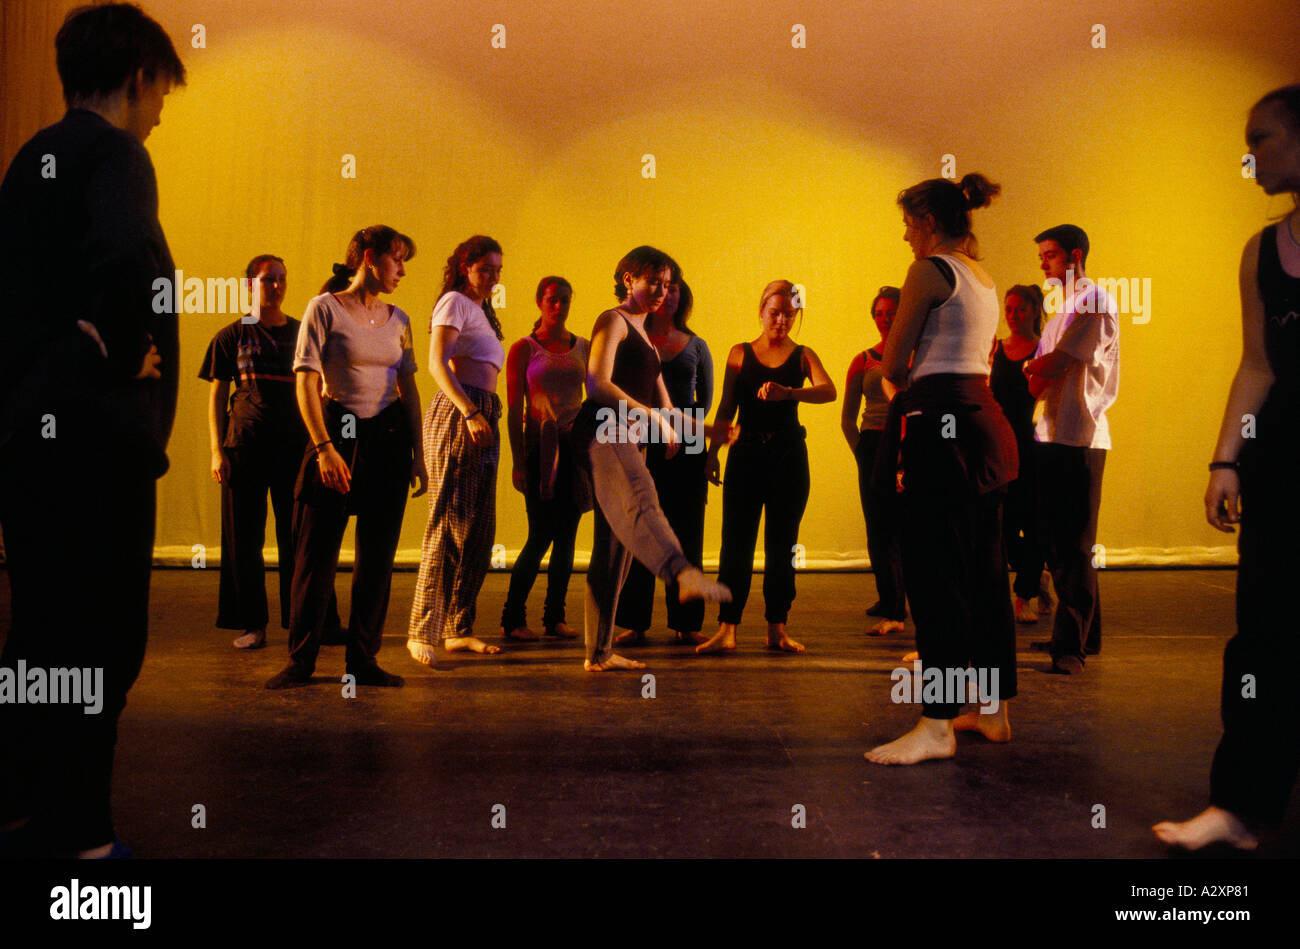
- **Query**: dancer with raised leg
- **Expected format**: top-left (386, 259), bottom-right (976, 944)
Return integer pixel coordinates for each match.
top-left (576, 246), bottom-right (732, 672)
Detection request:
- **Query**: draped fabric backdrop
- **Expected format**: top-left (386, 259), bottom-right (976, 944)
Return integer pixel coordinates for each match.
top-left (3, 0), bottom-right (1297, 567)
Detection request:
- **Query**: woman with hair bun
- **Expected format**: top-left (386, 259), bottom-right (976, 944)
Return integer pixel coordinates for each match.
top-left (407, 236), bottom-right (508, 663)
top-left (697, 279), bottom-right (836, 656)
top-left (265, 226), bottom-right (426, 689)
top-left (865, 174), bottom-right (1019, 765)
top-left (498, 275), bottom-right (589, 642)
top-left (990, 284), bottom-right (1050, 623)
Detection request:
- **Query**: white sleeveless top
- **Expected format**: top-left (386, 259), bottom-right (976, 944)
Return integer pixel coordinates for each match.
top-left (910, 255), bottom-right (999, 381)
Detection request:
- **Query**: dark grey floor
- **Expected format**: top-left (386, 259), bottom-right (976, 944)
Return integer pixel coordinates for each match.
top-left (4, 568), bottom-right (1296, 858)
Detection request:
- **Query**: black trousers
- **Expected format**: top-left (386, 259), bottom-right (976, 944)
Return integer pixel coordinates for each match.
top-left (717, 433), bottom-right (809, 626)
top-left (500, 446), bottom-right (584, 631)
top-left (1003, 437), bottom-right (1045, 600)
top-left (286, 401), bottom-right (410, 673)
top-left (1209, 457), bottom-right (1300, 826)
top-left (219, 437), bottom-right (310, 630)
top-left (1036, 443), bottom-right (1105, 661)
top-left (615, 442), bottom-right (708, 634)
top-left (0, 425), bottom-right (155, 852)
top-left (854, 430), bottom-right (907, 620)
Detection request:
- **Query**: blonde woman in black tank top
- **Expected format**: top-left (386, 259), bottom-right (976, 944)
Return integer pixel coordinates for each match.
top-left (697, 280), bottom-right (836, 655)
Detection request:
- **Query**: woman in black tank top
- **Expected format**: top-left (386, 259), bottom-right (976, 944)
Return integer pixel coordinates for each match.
top-left (577, 246), bottom-right (731, 671)
top-left (1155, 84), bottom-right (1300, 851)
top-left (697, 280), bottom-right (836, 655)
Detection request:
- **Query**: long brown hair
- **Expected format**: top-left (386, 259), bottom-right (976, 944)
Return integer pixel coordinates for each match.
top-left (439, 235), bottom-right (504, 339)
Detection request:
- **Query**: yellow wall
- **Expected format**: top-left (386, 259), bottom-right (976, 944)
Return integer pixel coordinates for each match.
top-left (4, 1), bottom-right (1298, 565)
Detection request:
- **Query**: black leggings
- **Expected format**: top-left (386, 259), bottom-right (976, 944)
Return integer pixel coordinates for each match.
top-left (716, 433), bottom-right (809, 626)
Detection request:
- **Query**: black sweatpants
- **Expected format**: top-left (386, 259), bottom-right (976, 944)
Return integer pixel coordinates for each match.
top-left (0, 426), bottom-right (155, 852)
top-left (286, 401), bottom-right (411, 673)
top-left (1209, 460), bottom-right (1300, 826)
top-left (1036, 443), bottom-right (1106, 661)
top-left (855, 430), bottom-right (907, 620)
top-left (615, 442), bottom-right (708, 634)
top-left (716, 433), bottom-right (810, 626)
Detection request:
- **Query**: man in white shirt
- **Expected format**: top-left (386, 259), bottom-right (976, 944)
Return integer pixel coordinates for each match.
top-left (1024, 225), bottom-right (1119, 675)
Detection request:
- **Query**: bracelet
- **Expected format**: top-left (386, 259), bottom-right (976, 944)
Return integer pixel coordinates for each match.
top-left (465, 408), bottom-right (482, 422)
top-left (315, 439), bottom-right (333, 452)
top-left (1208, 460), bottom-right (1238, 472)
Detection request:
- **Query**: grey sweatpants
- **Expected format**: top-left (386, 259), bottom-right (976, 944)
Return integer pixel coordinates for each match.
top-left (585, 438), bottom-right (691, 663)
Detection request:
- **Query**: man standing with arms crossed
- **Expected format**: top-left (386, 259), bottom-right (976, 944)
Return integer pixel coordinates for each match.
top-left (0, 3), bottom-right (185, 858)
top-left (1024, 225), bottom-right (1120, 675)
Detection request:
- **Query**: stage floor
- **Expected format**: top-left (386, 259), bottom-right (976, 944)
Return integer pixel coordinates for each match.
top-left (2, 568), bottom-right (1295, 858)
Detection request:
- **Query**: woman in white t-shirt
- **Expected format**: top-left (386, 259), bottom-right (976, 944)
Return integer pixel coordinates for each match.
top-left (407, 236), bottom-right (509, 664)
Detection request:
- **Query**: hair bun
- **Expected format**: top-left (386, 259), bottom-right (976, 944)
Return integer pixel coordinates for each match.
top-left (332, 263), bottom-right (355, 277)
top-left (959, 173), bottom-right (1001, 211)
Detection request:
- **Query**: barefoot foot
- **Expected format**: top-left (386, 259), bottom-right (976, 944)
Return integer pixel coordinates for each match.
top-left (445, 636), bottom-right (502, 655)
top-left (696, 623), bottom-right (737, 655)
top-left (676, 568), bottom-right (732, 604)
top-left (674, 630), bottom-right (707, 645)
top-left (233, 629), bottom-right (266, 650)
top-left (544, 622), bottom-right (579, 639)
top-left (766, 622), bottom-right (805, 653)
top-left (1152, 807), bottom-right (1259, 850)
top-left (952, 702), bottom-right (1011, 742)
top-left (407, 640), bottom-right (438, 667)
top-left (867, 619), bottom-right (904, 637)
top-left (502, 625), bottom-right (539, 641)
top-left (614, 628), bottom-right (646, 646)
top-left (865, 717), bottom-right (957, 765)
top-left (584, 653), bottom-right (646, 671)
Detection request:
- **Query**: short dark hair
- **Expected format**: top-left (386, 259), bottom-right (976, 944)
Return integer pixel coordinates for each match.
top-left (870, 286), bottom-right (900, 315)
top-left (1033, 224), bottom-right (1090, 268)
top-left (56, 4), bottom-right (186, 107)
top-left (245, 254), bottom-right (284, 279)
top-left (1253, 83), bottom-right (1300, 134)
top-left (613, 246), bottom-right (672, 301)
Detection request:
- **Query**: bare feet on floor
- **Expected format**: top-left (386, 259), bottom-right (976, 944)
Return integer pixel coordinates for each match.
top-left (766, 622), bottom-right (804, 653)
top-left (675, 630), bottom-right (707, 645)
top-left (696, 623), bottom-right (737, 654)
top-left (407, 640), bottom-right (438, 667)
top-left (544, 622), bottom-right (579, 639)
top-left (1152, 807), bottom-right (1259, 850)
top-left (233, 629), bottom-right (266, 650)
top-left (445, 636), bottom-right (502, 654)
top-left (502, 625), bottom-right (539, 641)
top-left (952, 701), bottom-right (1011, 742)
top-left (867, 619), bottom-right (904, 637)
top-left (676, 568), bottom-right (732, 604)
top-left (614, 628), bottom-right (646, 646)
top-left (865, 717), bottom-right (957, 765)
top-left (584, 653), bottom-right (646, 671)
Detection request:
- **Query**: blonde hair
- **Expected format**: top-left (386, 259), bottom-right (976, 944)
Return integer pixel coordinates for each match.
top-left (759, 279), bottom-right (798, 313)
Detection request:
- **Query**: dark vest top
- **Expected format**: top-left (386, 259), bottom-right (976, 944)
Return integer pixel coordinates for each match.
top-left (611, 311), bottom-right (661, 407)
top-left (989, 340), bottom-right (1036, 446)
top-left (736, 343), bottom-right (804, 437)
top-left (1248, 224), bottom-right (1300, 478)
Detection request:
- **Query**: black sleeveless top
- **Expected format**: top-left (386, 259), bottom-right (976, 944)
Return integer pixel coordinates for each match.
top-left (611, 311), bottom-right (661, 407)
top-left (989, 340), bottom-right (1036, 447)
top-left (736, 343), bottom-right (804, 439)
top-left (1246, 224), bottom-right (1300, 480)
